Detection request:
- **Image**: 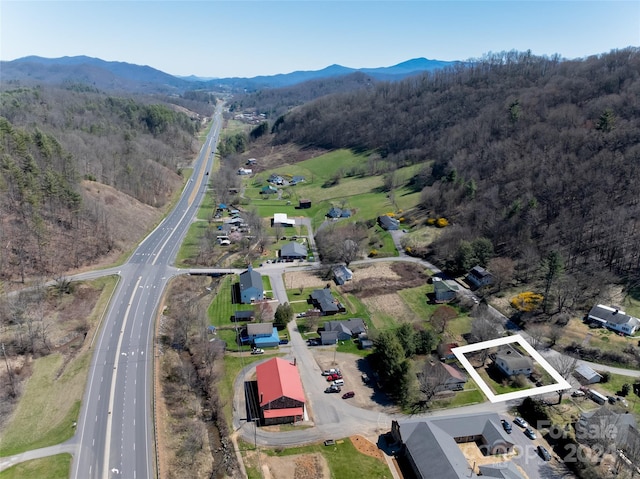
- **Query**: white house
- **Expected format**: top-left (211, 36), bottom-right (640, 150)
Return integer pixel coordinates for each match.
top-left (588, 304), bottom-right (640, 335)
top-left (272, 213), bottom-right (296, 227)
top-left (494, 347), bottom-right (533, 377)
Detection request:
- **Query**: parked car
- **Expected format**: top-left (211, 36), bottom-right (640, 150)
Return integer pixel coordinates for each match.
top-left (322, 369), bottom-right (340, 376)
top-left (514, 417), bottom-right (528, 428)
top-left (325, 385), bottom-right (341, 393)
top-left (537, 445), bottom-right (552, 461)
top-left (278, 339), bottom-right (289, 345)
top-left (326, 373), bottom-right (343, 381)
top-left (571, 390), bottom-right (586, 397)
top-left (501, 420), bottom-right (512, 434)
top-left (361, 373), bottom-right (370, 383)
top-left (524, 427), bottom-right (537, 440)
top-left (251, 348), bottom-right (264, 355)
top-left (342, 391), bottom-right (355, 399)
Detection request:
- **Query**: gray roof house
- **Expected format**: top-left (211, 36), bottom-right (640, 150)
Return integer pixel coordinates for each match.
top-left (577, 407), bottom-right (638, 450)
top-left (391, 413), bottom-right (520, 479)
top-left (320, 330), bottom-right (339, 345)
top-left (333, 264), bottom-right (353, 285)
top-left (310, 288), bottom-right (345, 315)
top-left (280, 241), bottom-right (308, 260)
top-left (324, 319), bottom-right (367, 340)
top-left (588, 304), bottom-right (640, 335)
top-left (433, 277), bottom-right (460, 302)
top-left (466, 265), bottom-right (493, 289)
top-left (494, 346), bottom-right (533, 377)
top-left (239, 265), bottom-right (264, 304)
top-left (378, 215), bottom-right (399, 230)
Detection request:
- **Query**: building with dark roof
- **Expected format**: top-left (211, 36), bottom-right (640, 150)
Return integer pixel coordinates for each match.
top-left (378, 215), bottom-right (399, 230)
top-left (309, 288), bottom-right (345, 315)
top-left (280, 241), bottom-right (308, 260)
top-left (256, 357), bottom-right (305, 425)
top-left (391, 413), bottom-right (520, 479)
top-left (466, 265), bottom-right (493, 289)
top-left (239, 265), bottom-right (264, 304)
top-left (333, 264), bottom-right (353, 285)
top-left (324, 319), bottom-right (366, 340)
top-left (588, 304), bottom-right (640, 335)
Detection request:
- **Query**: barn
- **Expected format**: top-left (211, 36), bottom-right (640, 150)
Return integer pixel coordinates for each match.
top-left (256, 358), bottom-right (306, 425)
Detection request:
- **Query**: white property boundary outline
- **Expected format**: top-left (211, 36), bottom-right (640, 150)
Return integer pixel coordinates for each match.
top-left (452, 334), bottom-right (571, 403)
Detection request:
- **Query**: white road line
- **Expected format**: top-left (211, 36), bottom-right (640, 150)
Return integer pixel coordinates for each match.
top-left (103, 276), bottom-right (142, 479)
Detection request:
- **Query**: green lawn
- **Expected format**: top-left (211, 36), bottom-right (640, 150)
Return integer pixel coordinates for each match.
top-left (0, 454), bottom-right (71, 479)
top-left (593, 373), bottom-right (640, 415)
top-left (256, 437), bottom-right (391, 478)
top-left (0, 353), bottom-right (83, 456)
top-left (431, 387), bottom-right (485, 410)
top-left (175, 221), bottom-right (209, 267)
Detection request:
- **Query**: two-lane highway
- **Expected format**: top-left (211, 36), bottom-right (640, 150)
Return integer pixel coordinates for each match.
top-left (72, 105), bottom-right (223, 479)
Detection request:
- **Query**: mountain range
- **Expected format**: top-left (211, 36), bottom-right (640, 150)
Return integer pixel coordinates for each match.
top-left (0, 55), bottom-right (458, 93)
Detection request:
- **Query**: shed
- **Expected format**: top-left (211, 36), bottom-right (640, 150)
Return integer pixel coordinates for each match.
top-left (574, 364), bottom-right (603, 384)
top-left (299, 199), bottom-right (311, 209)
top-left (333, 264), bottom-right (353, 285)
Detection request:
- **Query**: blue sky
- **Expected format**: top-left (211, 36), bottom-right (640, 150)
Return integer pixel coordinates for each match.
top-left (1, 1), bottom-right (639, 78)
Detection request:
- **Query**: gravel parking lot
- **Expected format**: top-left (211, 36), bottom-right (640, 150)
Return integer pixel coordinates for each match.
top-left (309, 348), bottom-right (399, 413)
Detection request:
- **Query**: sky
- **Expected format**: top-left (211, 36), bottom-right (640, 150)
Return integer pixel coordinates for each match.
top-left (1, 1), bottom-right (639, 79)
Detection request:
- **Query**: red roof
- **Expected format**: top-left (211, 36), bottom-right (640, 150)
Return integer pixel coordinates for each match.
top-left (256, 357), bottom-right (305, 406)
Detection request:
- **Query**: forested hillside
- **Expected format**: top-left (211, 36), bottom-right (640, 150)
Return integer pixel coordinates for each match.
top-left (0, 85), bottom-right (207, 282)
top-left (228, 71), bottom-right (376, 119)
top-left (271, 48), bottom-right (640, 291)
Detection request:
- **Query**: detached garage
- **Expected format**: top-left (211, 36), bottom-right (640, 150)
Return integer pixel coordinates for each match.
top-left (574, 364), bottom-right (603, 384)
top-left (256, 358), bottom-right (306, 425)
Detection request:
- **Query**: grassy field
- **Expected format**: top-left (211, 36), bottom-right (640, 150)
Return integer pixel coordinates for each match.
top-left (0, 454), bottom-right (71, 479)
top-left (0, 276), bottom-right (117, 457)
top-left (431, 382), bottom-right (485, 410)
top-left (555, 317), bottom-right (640, 353)
top-left (0, 353), bottom-right (84, 456)
top-left (593, 373), bottom-right (640, 415)
top-left (174, 220), bottom-right (209, 266)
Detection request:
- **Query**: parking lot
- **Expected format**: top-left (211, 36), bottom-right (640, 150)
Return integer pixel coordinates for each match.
top-left (309, 348), bottom-right (399, 413)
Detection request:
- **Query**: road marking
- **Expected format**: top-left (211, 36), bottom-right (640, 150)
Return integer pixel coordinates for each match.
top-left (103, 276), bottom-right (142, 479)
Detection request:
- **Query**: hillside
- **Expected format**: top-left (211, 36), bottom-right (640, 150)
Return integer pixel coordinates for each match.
top-left (268, 48), bottom-right (640, 296)
top-left (0, 86), bottom-right (205, 283)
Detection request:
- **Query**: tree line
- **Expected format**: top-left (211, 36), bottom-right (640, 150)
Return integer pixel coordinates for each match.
top-left (263, 48), bottom-right (640, 298)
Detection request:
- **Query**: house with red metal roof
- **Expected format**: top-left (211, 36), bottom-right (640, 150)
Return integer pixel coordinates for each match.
top-left (256, 357), bottom-right (306, 425)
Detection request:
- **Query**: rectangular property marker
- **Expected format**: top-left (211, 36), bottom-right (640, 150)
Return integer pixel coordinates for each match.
top-left (452, 334), bottom-right (571, 403)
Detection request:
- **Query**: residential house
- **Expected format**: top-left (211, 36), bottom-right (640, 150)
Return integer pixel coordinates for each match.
top-left (587, 304), bottom-right (640, 335)
top-left (574, 364), bottom-right (603, 384)
top-left (423, 361), bottom-right (467, 392)
top-left (261, 185), bottom-right (278, 195)
top-left (466, 266), bottom-right (493, 289)
top-left (290, 175), bottom-right (305, 185)
top-left (280, 242), bottom-right (308, 260)
top-left (246, 322), bottom-right (279, 348)
top-left (433, 277), bottom-right (460, 302)
top-left (333, 264), bottom-right (353, 285)
top-left (268, 174), bottom-right (284, 185)
top-left (494, 346), bottom-right (533, 377)
top-left (323, 318), bottom-right (367, 340)
top-left (327, 207), bottom-right (343, 219)
top-left (239, 265), bottom-right (264, 304)
top-left (256, 357), bottom-right (305, 425)
top-left (437, 342), bottom-right (460, 361)
top-left (378, 215), bottom-right (399, 230)
top-left (310, 288), bottom-right (345, 315)
top-left (320, 330), bottom-right (339, 345)
top-left (391, 413), bottom-right (519, 479)
top-left (576, 407), bottom-right (638, 451)
top-left (272, 213), bottom-right (296, 227)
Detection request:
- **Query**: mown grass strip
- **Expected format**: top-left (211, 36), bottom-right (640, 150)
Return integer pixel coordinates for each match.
top-left (0, 454), bottom-right (71, 479)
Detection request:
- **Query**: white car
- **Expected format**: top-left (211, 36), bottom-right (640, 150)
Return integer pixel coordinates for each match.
top-left (251, 348), bottom-right (264, 355)
top-left (514, 417), bottom-right (528, 428)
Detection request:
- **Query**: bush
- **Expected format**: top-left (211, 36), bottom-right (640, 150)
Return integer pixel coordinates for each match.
top-left (621, 383), bottom-right (631, 396)
top-left (599, 371), bottom-right (610, 383)
top-left (435, 217), bottom-right (449, 228)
